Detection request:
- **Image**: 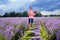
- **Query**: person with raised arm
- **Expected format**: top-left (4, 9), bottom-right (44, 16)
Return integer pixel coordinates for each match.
top-left (28, 6), bottom-right (35, 29)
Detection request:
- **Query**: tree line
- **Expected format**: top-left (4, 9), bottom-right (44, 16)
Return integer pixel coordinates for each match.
top-left (0, 11), bottom-right (60, 17)
top-left (0, 11), bottom-right (42, 17)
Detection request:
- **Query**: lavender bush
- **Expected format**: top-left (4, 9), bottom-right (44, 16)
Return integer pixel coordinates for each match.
top-left (0, 17), bottom-right (60, 40)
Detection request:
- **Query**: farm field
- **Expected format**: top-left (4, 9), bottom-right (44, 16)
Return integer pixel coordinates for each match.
top-left (0, 17), bottom-right (60, 40)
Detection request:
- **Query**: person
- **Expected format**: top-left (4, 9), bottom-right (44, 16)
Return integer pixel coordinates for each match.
top-left (28, 6), bottom-right (35, 29)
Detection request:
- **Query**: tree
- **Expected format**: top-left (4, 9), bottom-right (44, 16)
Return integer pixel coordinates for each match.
top-left (35, 12), bottom-right (42, 17)
top-left (3, 12), bottom-right (10, 17)
top-left (9, 11), bottom-right (16, 17)
top-left (16, 12), bottom-right (22, 17)
top-left (23, 11), bottom-right (28, 17)
top-left (0, 15), bottom-right (2, 17)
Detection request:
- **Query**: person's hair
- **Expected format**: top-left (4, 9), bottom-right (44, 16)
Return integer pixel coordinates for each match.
top-left (30, 6), bottom-right (32, 9)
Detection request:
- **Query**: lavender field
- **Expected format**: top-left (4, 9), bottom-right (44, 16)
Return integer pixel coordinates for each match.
top-left (0, 17), bottom-right (60, 40)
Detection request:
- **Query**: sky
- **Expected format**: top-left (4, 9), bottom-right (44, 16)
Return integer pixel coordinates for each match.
top-left (0, 0), bottom-right (60, 15)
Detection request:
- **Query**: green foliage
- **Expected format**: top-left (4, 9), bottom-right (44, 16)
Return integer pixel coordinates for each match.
top-left (40, 22), bottom-right (58, 40)
top-left (49, 29), bottom-right (60, 40)
top-left (0, 15), bottom-right (2, 17)
top-left (40, 22), bottom-right (49, 40)
top-left (20, 24), bottom-right (26, 31)
top-left (20, 24), bottom-right (35, 40)
top-left (2, 11), bottom-right (43, 17)
top-left (9, 11), bottom-right (15, 17)
top-left (3, 12), bottom-right (10, 17)
top-left (11, 24), bottom-right (28, 40)
top-left (0, 35), bottom-right (6, 40)
top-left (0, 11), bottom-right (60, 17)
top-left (11, 28), bottom-right (21, 40)
top-left (26, 32), bottom-right (35, 37)
top-left (3, 11), bottom-right (22, 17)
top-left (15, 12), bottom-right (22, 17)
top-left (49, 33), bottom-right (56, 40)
top-left (23, 11), bottom-right (28, 17)
top-left (35, 12), bottom-right (42, 17)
